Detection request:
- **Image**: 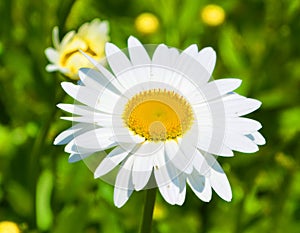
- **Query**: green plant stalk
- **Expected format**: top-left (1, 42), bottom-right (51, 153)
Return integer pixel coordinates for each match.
top-left (139, 188), bottom-right (157, 233)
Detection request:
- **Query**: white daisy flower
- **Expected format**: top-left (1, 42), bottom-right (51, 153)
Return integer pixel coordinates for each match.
top-left (45, 18), bottom-right (109, 80)
top-left (54, 36), bottom-right (265, 207)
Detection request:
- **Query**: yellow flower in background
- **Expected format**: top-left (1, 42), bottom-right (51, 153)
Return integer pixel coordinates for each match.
top-left (201, 4), bottom-right (226, 26)
top-left (153, 203), bottom-right (167, 220)
top-left (45, 19), bottom-right (109, 80)
top-left (0, 221), bottom-right (20, 233)
top-left (135, 13), bottom-right (159, 34)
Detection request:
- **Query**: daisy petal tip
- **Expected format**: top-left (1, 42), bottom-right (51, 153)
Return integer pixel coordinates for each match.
top-left (251, 99), bottom-right (262, 109)
top-left (244, 143), bottom-right (259, 153)
top-left (128, 35), bottom-right (140, 44)
top-left (93, 165), bottom-right (109, 179)
top-left (204, 46), bottom-right (216, 54)
top-left (229, 78), bottom-right (242, 88)
top-left (68, 154), bottom-right (82, 163)
top-left (259, 136), bottom-right (266, 145)
top-left (56, 103), bottom-right (64, 109)
top-left (114, 190), bottom-right (131, 208)
top-left (61, 81), bottom-right (70, 89)
top-left (105, 42), bottom-right (118, 54)
top-left (114, 201), bottom-right (124, 208)
top-left (176, 196), bottom-right (186, 206)
top-left (44, 47), bottom-right (52, 56)
top-left (199, 47), bottom-right (216, 58)
top-left (223, 194), bottom-right (232, 202)
top-left (45, 64), bottom-right (57, 72)
top-left (93, 172), bottom-right (101, 179)
top-left (203, 197), bottom-right (212, 203)
top-left (52, 26), bottom-right (59, 37)
top-left (53, 138), bottom-right (60, 146)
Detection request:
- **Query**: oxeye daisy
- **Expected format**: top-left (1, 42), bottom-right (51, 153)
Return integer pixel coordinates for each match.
top-left (45, 18), bottom-right (109, 80)
top-left (54, 36), bottom-right (265, 207)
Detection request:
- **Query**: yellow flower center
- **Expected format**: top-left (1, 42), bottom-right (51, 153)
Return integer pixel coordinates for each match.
top-left (123, 89), bottom-right (194, 141)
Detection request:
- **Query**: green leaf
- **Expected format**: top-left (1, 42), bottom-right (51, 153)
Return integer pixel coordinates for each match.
top-left (36, 169), bottom-right (54, 231)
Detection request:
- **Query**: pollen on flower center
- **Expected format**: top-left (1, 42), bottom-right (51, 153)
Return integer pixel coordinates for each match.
top-left (123, 89), bottom-right (194, 141)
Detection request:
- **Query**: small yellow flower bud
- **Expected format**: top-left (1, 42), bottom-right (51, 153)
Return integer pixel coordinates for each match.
top-left (135, 13), bottom-right (159, 34)
top-left (0, 221), bottom-right (21, 233)
top-left (200, 4), bottom-right (226, 26)
top-left (153, 203), bottom-right (167, 220)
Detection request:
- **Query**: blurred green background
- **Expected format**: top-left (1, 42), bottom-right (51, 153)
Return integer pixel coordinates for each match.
top-left (1, 0), bottom-right (300, 232)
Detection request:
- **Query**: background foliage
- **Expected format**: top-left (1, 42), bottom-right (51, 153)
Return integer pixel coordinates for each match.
top-left (1, 0), bottom-right (300, 232)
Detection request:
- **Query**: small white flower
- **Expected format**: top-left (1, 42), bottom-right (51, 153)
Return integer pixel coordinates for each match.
top-left (54, 36), bottom-right (265, 207)
top-left (45, 19), bottom-right (109, 80)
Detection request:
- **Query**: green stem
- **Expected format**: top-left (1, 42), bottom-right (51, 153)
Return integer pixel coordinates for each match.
top-left (28, 80), bottom-right (65, 227)
top-left (139, 188), bottom-right (157, 233)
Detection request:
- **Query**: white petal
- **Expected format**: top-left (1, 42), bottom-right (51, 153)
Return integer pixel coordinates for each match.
top-left (153, 148), bottom-right (180, 205)
top-left (150, 45), bottom-right (186, 89)
top-left (165, 140), bottom-right (193, 173)
top-left (79, 52), bottom-right (122, 87)
top-left (246, 131), bottom-right (266, 145)
top-left (65, 139), bottom-right (99, 154)
top-left (196, 124), bottom-right (234, 157)
top-left (110, 133), bottom-right (145, 144)
top-left (109, 124), bottom-right (145, 144)
top-left (177, 130), bottom-right (200, 173)
top-left (105, 42), bottom-right (132, 76)
top-left (132, 144), bottom-right (157, 190)
top-left (200, 79), bottom-right (242, 103)
top-left (46, 64), bottom-right (59, 72)
top-left (68, 152), bottom-right (93, 163)
top-left (126, 36), bottom-right (153, 88)
top-left (60, 115), bottom-right (113, 127)
top-left (225, 132), bottom-right (259, 153)
top-left (54, 125), bottom-right (81, 145)
top-left (54, 123), bottom-right (93, 145)
top-left (95, 89), bottom-right (120, 114)
top-left (187, 170), bottom-right (212, 202)
top-left (61, 82), bottom-right (100, 108)
top-left (176, 173), bottom-right (187, 205)
top-left (128, 36), bottom-right (151, 65)
top-left (157, 182), bottom-right (180, 205)
top-left (74, 128), bottom-right (117, 151)
top-left (81, 52), bottom-right (133, 100)
top-left (192, 150), bottom-right (211, 175)
top-left (176, 46), bottom-right (210, 86)
top-left (60, 30), bottom-right (75, 48)
top-left (114, 156), bottom-right (134, 207)
top-left (116, 69), bottom-right (150, 93)
top-left (182, 44), bottom-right (198, 57)
top-left (196, 47), bottom-right (216, 77)
top-left (203, 153), bottom-right (232, 201)
top-left (149, 65), bottom-right (181, 90)
top-left (45, 48), bottom-right (59, 64)
top-left (94, 146), bottom-right (132, 178)
top-left (78, 68), bottom-right (122, 94)
top-left (226, 117), bottom-right (262, 134)
top-left (198, 141), bottom-right (234, 157)
top-left (152, 44), bottom-right (171, 67)
top-left (223, 93), bottom-right (262, 116)
top-left (52, 26), bottom-right (60, 49)
top-left (57, 103), bottom-right (99, 115)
